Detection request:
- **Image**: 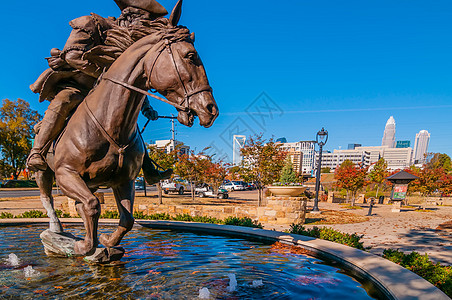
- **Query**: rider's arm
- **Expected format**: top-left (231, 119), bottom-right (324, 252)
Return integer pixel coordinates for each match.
top-left (60, 16), bottom-right (103, 78)
top-left (141, 96), bottom-right (159, 120)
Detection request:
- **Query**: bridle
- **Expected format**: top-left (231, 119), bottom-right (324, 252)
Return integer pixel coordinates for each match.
top-left (104, 37), bottom-right (212, 113)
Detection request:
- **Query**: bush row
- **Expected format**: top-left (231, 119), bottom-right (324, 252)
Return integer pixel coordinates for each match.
top-left (0, 210), bottom-right (263, 229)
top-left (288, 224), bottom-right (365, 250)
top-left (383, 249), bottom-right (452, 298)
top-left (0, 210), bottom-right (71, 219)
top-left (131, 211), bottom-right (263, 229)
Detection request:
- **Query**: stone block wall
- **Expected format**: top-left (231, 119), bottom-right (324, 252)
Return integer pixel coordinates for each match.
top-left (71, 195), bottom-right (310, 226)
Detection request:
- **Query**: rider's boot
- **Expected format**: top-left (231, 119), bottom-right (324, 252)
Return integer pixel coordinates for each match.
top-left (142, 154), bottom-right (173, 185)
top-left (27, 109), bottom-right (67, 172)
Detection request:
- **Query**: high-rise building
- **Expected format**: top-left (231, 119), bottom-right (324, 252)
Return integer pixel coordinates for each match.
top-left (381, 116), bottom-right (396, 148)
top-left (413, 130), bottom-right (430, 164)
top-left (232, 135), bottom-right (246, 166)
top-left (396, 141), bottom-right (411, 148)
top-left (315, 149), bottom-right (371, 172)
top-left (348, 143), bottom-right (362, 150)
top-left (277, 141), bottom-right (316, 175)
top-left (150, 140), bottom-right (190, 155)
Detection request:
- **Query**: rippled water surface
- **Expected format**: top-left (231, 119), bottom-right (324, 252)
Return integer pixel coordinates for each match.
top-left (0, 226), bottom-right (376, 299)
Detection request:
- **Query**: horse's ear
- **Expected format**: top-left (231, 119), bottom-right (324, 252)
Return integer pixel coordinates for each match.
top-left (190, 32), bottom-right (195, 42)
top-left (169, 0), bottom-right (183, 26)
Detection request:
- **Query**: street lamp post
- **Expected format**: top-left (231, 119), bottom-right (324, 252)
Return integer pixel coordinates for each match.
top-left (313, 128), bottom-right (328, 212)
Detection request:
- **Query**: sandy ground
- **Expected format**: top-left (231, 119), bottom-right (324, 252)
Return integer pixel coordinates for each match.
top-left (1, 189), bottom-right (451, 264)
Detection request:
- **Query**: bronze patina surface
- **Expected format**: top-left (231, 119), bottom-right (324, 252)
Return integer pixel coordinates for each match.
top-left (29, 0), bottom-right (218, 258)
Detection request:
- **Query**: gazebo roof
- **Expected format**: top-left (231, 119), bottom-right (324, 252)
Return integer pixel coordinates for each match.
top-left (386, 170), bottom-right (419, 181)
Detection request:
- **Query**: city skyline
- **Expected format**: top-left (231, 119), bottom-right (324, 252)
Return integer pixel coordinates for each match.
top-left (1, 0), bottom-right (451, 160)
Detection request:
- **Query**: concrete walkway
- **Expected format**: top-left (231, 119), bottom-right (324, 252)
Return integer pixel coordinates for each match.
top-left (306, 202), bottom-right (452, 265)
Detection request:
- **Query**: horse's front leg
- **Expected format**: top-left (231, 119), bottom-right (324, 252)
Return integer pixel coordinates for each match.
top-left (56, 167), bottom-right (100, 256)
top-left (35, 168), bottom-right (63, 233)
top-left (99, 180), bottom-right (135, 248)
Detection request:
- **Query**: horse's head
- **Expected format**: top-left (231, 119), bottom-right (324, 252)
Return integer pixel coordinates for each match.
top-left (143, 1), bottom-right (218, 128)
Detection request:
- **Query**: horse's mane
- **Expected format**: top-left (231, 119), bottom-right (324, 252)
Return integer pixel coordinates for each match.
top-left (83, 18), bottom-right (192, 69)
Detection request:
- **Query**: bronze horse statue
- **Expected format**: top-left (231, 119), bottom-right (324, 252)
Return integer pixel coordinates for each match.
top-left (36, 3), bottom-right (218, 257)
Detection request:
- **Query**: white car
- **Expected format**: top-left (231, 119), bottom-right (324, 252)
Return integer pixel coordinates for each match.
top-left (161, 178), bottom-right (193, 195)
top-left (221, 181), bottom-right (246, 191)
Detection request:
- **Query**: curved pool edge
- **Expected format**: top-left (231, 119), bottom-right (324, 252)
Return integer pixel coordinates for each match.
top-left (0, 218), bottom-right (448, 300)
top-left (135, 220), bottom-right (449, 300)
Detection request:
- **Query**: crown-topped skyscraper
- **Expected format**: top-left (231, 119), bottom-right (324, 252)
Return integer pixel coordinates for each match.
top-left (381, 116), bottom-right (396, 148)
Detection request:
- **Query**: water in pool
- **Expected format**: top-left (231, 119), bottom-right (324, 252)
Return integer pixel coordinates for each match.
top-left (0, 225), bottom-right (376, 299)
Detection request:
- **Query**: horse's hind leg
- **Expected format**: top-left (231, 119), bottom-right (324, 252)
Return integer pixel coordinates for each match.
top-left (35, 168), bottom-right (63, 233)
top-left (99, 180), bottom-right (135, 248)
top-left (55, 167), bottom-right (100, 256)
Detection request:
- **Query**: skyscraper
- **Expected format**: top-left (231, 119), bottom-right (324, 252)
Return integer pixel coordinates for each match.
top-left (381, 116), bottom-right (396, 148)
top-left (232, 135), bottom-right (246, 166)
top-left (413, 130), bottom-right (430, 164)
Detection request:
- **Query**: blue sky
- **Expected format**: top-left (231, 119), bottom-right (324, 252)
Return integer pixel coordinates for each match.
top-left (1, 0), bottom-right (451, 162)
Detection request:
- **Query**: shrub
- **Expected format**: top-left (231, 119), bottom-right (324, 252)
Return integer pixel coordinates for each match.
top-left (18, 210), bottom-right (47, 218)
top-left (0, 212), bottom-right (14, 219)
top-left (383, 249), bottom-right (452, 297)
top-left (100, 210), bottom-right (120, 219)
top-left (190, 216), bottom-right (223, 224)
top-left (55, 209), bottom-right (71, 218)
top-left (223, 216), bottom-right (263, 229)
top-left (148, 213), bottom-right (172, 220)
top-left (289, 224), bottom-right (365, 250)
top-left (172, 213), bottom-right (195, 222)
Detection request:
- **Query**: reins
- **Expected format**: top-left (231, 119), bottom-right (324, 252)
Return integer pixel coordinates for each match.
top-left (83, 36), bottom-right (212, 172)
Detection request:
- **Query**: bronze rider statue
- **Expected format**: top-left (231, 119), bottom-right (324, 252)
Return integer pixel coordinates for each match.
top-left (27, 0), bottom-right (172, 184)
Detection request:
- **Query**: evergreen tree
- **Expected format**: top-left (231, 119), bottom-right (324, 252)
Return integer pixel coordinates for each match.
top-left (279, 158), bottom-right (298, 184)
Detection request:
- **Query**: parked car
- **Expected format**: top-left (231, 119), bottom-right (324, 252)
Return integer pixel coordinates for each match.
top-left (161, 178), bottom-right (193, 195)
top-left (221, 181), bottom-right (246, 191)
top-left (245, 182), bottom-right (256, 190)
top-left (134, 177), bottom-right (145, 190)
top-left (195, 184), bottom-right (229, 199)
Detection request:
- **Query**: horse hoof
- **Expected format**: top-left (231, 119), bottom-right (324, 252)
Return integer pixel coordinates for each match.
top-left (74, 240), bottom-right (96, 256)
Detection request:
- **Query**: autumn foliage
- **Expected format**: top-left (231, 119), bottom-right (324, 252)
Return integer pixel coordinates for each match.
top-left (334, 160), bottom-right (368, 205)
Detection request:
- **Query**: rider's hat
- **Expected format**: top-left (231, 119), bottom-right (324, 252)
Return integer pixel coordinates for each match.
top-left (114, 0), bottom-right (168, 17)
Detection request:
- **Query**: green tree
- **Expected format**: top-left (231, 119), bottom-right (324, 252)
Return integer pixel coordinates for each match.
top-left (147, 145), bottom-right (179, 204)
top-left (368, 158), bottom-right (388, 198)
top-left (408, 165), bottom-right (443, 198)
top-left (0, 99), bottom-right (41, 179)
top-left (0, 159), bottom-right (14, 180)
top-left (426, 153), bottom-right (452, 172)
top-left (279, 158), bottom-right (298, 184)
top-left (239, 134), bottom-right (286, 206)
top-left (334, 160), bottom-right (368, 206)
top-left (321, 167), bottom-right (331, 173)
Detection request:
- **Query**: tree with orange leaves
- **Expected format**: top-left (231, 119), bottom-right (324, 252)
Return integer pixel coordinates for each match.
top-left (334, 160), bottom-right (368, 206)
top-left (239, 134), bottom-right (287, 206)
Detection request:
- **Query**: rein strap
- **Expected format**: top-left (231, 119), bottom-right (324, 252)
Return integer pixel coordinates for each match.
top-left (103, 77), bottom-right (189, 112)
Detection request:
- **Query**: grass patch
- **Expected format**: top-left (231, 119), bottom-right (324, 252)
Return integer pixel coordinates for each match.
top-left (415, 209), bottom-right (434, 213)
top-left (383, 249), bottom-right (452, 298)
top-left (304, 210), bottom-right (369, 225)
top-left (288, 224), bottom-right (365, 250)
top-left (1, 180), bottom-right (38, 188)
top-left (341, 205), bottom-right (363, 210)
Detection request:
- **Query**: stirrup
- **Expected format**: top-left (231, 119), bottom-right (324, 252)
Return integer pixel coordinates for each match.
top-left (27, 151), bottom-right (48, 171)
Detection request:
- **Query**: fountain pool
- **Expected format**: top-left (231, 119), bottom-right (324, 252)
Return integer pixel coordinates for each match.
top-left (0, 225), bottom-right (378, 299)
